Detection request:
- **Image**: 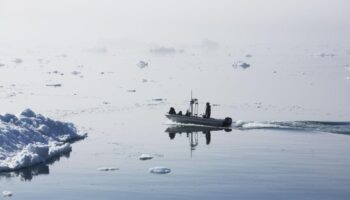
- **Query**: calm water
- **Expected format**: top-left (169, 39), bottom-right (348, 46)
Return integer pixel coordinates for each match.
top-left (1, 45), bottom-right (350, 199)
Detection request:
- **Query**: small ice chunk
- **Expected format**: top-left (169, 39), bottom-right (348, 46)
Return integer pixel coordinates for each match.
top-left (13, 58), bottom-right (23, 64)
top-left (137, 60), bottom-right (148, 69)
top-left (46, 84), bottom-right (62, 87)
top-left (152, 98), bottom-right (164, 102)
top-left (72, 71), bottom-right (81, 75)
top-left (2, 191), bottom-right (13, 197)
top-left (97, 167), bottom-right (119, 171)
top-left (0, 63), bottom-right (5, 67)
top-left (232, 61), bottom-right (250, 69)
top-left (127, 89), bottom-right (136, 93)
top-left (149, 166), bottom-right (171, 174)
top-left (245, 54), bottom-right (252, 58)
top-left (139, 154), bottom-right (153, 160)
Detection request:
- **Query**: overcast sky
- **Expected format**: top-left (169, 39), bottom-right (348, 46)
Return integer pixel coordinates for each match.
top-left (0, 0), bottom-right (349, 46)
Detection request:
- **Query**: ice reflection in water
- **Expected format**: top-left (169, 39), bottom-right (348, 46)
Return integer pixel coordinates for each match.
top-left (0, 151), bottom-right (70, 181)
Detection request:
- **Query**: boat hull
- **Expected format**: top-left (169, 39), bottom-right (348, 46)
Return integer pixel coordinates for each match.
top-left (166, 114), bottom-right (232, 127)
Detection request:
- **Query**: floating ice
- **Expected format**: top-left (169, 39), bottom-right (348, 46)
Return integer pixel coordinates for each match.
top-left (48, 70), bottom-right (64, 76)
top-left (0, 109), bottom-right (86, 172)
top-left (2, 191), bottom-right (13, 197)
top-left (152, 98), bottom-right (165, 102)
top-left (137, 61), bottom-right (148, 69)
top-left (13, 58), bottom-right (22, 64)
top-left (71, 71), bottom-right (81, 76)
top-left (139, 154), bottom-right (153, 160)
top-left (232, 61), bottom-right (250, 69)
top-left (0, 63), bottom-right (5, 67)
top-left (46, 84), bottom-right (62, 87)
top-left (149, 166), bottom-right (171, 174)
top-left (245, 54), bottom-right (252, 58)
top-left (97, 167), bottom-right (119, 171)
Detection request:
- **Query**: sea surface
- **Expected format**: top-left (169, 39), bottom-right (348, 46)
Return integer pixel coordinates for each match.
top-left (1, 44), bottom-right (350, 199)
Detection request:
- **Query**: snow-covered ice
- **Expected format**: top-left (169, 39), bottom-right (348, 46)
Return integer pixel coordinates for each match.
top-left (149, 167), bottom-right (171, 174)
top-left (0, 109), bottom-right (86, 172)
top-left (2, 190), bottom-right (13, 197)
top-left (139, 154), bottom-right (153, 160)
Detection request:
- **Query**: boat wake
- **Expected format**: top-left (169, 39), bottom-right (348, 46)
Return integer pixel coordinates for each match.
top-left (233, 120), bottom-right (350, 135)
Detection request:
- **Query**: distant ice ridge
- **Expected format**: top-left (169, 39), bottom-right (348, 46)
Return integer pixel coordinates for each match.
top-left (0, 109), bottom-right (86, 172)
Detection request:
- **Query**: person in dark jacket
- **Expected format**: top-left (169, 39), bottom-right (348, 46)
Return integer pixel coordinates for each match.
top-left (169, 107), bottom-right (176, 114)
top-left (205, 102), bottom-right (211, 118)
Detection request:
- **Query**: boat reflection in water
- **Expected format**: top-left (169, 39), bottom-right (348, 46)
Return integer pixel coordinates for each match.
top-left (165, 125), bottom-right (231, 156)
top-left (0, 151), bottom-right (71, 181)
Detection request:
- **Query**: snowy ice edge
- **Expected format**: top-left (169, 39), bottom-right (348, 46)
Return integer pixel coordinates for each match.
top-left (0, 109), bottom-right (87, 172)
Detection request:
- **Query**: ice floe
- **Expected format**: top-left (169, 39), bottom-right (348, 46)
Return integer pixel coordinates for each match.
top-left (232, 61), bottom-right (250, 69)
top-left (97, 167), bottom-right (119, 171)
top-left (45, 84), bottom-right (62, 87)
top-left (137, 60), bottom-right (148, 69)
top-left (0, 109), bottom-right (86, 172)
top-left (139, 154), bottom-right (153, 160)
top-left (71, 71), bottom-right (81, 76)
top-left (2, 190), bottom-right (13, 197)
top-left (149, 166), bottom-right (171, 174)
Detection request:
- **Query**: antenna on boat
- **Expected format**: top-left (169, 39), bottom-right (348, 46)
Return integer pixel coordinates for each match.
top-left (189, 90), bottom-right (199, 116)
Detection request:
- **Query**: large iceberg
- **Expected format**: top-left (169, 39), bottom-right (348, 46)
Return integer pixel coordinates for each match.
top-left (0, 109), bottom-right (86, 172)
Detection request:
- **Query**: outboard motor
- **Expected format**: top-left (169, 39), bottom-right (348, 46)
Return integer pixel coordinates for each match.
top-left (222, 117), bottom-right (232, 127)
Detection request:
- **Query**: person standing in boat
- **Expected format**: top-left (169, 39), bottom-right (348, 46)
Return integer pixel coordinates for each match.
top-left (205, 102), bottom-right (211, 118)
